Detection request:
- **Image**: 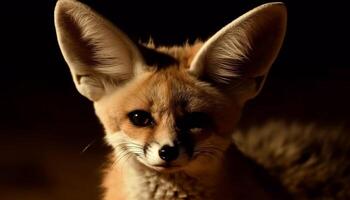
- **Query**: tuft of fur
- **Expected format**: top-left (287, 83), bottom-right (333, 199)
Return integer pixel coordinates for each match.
top-left (104, 158), bottom-right (214, 200)
top-left (234, 121), bottom-right (350, 199)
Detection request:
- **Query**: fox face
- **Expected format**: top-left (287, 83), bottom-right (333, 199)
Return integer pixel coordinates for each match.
top-left (54, 0), bottom-right (286, 174)
top-left (94, 61), bottom-right (239, 172)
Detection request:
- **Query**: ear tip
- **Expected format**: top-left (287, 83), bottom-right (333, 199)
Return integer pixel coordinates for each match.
top-left (254, 2), bottom-right (288, 32)
top-left (261, 2), bottom-right (286, 9)
top-left (55, 0), bottom-right (85, 15)
top-left (55, 0), bottom-right (73, 16)
top-left (55, 0), bottom-right (76, 9)
top-left (259, 2), bottom-right (287, 17)
top-left (54, 0), bottom-right (92, 27)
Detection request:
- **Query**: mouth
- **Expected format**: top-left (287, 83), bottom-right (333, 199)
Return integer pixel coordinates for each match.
top-left (151, 163), bottom-right (183, 172)
top-left (136, 157), bottom-right (184, 172)
top-left (154, 163), bottom-right (181, 168)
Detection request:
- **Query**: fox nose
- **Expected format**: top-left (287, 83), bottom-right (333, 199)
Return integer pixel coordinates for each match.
top-left (158, 145), bottom-right (179, 162)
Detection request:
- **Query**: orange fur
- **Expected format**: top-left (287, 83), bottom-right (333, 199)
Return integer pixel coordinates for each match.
top-left (54, 1), bottom-right (306, 199)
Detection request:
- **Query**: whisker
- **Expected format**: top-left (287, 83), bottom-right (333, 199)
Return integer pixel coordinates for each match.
top-left (194, 151), bottom-right (218, 159)
top-left (81, 139), bottom-right (96, 153)
top-left (118, 142), bottom-right (143, 147)
top-left (111, 142), bottom-right (148, 168)
top-left (193, 144), bottom-right (226, 160)
top-left (114, 151), bottom-right (133, 166)
top-left (120, 152), bottom-right (135, 169)
top-left (196, 145), bottom-right (224, 152)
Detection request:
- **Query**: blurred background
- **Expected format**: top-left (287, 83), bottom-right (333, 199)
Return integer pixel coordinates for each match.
top-left (0, 0), bottom-right (349, 199)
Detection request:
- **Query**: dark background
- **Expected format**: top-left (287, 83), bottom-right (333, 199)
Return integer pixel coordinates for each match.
top-left (0, 0), bottom-right (349, 200)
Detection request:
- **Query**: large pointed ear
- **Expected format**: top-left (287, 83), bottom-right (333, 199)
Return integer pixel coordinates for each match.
top-left (189, 3), bottom-right (287, 104)
top-left (54, 0), bottom-right (144, 101)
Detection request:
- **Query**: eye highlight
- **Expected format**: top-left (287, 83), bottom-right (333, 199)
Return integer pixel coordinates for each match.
top-left (127, 110), bottom-right (154, 127)
top-left (176, 112), bottom-right (212, 132)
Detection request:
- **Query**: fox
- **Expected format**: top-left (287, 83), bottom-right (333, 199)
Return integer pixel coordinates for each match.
top-left (54, 0), bottom-right (350, 199)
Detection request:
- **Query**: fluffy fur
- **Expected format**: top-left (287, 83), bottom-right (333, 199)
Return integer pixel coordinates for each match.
top-left (54, 0), bottom-right (350, 200)
top-left (234, 121), bottom-right (350, 199)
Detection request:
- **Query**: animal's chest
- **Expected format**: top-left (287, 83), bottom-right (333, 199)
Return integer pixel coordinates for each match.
top-left (125, 171), bottom-right (214, 200)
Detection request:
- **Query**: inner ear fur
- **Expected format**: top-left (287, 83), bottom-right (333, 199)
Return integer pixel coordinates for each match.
top-left (189, 3), bottom-right (287, 103)
top-left (54, 0), bottom-right (144, 101)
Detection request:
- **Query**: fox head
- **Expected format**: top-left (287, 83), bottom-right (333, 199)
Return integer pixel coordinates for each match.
top-left (55, 0), bottom-right (286, 173)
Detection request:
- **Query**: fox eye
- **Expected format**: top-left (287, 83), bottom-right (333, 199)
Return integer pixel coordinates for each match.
top-left (127, 110), bottom-right (154, 127)
top-left (177, 112), bottom-right (212, 132)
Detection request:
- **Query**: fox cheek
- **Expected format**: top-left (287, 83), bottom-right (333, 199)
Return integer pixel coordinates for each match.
top-left (177, 133), bottom-right (195, 157)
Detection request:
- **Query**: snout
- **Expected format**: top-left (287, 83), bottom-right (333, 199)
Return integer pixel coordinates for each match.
top-left (158, 144), bottom-right (180, 162)
top-left (139, 141), bottom-right (192, 172)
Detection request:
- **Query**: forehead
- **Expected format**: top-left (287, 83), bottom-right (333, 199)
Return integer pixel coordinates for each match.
top-left (131, 68), bottom-right (220, 114)
top-left (142, 41), bottom-right (203, 70)
top-left (115, 42), bottom-right (221, 113)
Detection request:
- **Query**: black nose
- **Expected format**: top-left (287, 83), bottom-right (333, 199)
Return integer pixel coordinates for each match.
top-left (158, 145), bottom-right (179, 162)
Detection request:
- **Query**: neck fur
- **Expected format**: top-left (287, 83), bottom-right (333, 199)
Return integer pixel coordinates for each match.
top-left (118, 150), bottom-right (226, 200)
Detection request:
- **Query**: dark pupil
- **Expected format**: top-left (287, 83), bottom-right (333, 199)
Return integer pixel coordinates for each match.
top-left (127, 110), bottom-right (153, 127)
top-left (177, 112), bottom-right (212, 131)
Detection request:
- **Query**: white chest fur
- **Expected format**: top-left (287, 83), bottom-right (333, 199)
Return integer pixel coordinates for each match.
top-left (124, 165), bottom-right (214, 200)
